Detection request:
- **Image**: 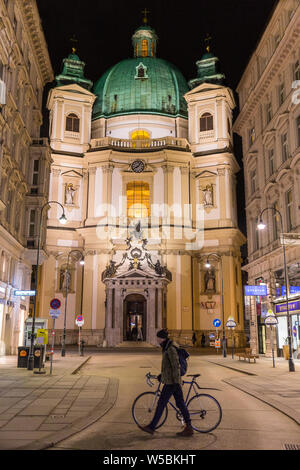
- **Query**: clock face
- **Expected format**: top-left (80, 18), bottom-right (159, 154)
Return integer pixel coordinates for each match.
top-left (131, 160), bottom-right (145, 173)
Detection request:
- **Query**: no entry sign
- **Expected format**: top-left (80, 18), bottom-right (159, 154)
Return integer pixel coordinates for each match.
top-left (50, 298), bottom-right (61, 310)
top-left (76, 315), bottom-right (84, 327)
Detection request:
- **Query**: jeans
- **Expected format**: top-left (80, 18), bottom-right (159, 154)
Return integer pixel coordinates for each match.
top-left (149, 383), bottom-right (191, 430)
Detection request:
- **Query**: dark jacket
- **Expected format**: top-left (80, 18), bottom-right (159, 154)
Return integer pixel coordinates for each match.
top-left (160, 339), bottom-right (181, 385)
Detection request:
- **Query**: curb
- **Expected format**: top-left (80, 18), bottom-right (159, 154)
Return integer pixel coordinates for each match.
top-left (17, 358), bottom-right (119, 450)
top-left (222, 377), bottom-right (300, 426)
top-left (71, 355), bottom-right (92, 374)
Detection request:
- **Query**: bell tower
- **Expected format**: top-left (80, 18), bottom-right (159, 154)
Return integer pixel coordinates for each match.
top-left (185, 40), bottom-right (234, 156)
top-left (46, 48), bottom-right (95, 155)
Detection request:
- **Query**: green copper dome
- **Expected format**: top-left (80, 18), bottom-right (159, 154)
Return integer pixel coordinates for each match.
top-left (92, 25), bottom-right (189, 120)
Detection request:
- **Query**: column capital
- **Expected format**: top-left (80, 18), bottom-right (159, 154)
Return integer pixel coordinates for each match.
top-left (88, 166), bottom-right (97, 175)
top-left (180, 166), bottom-right (189, 175)
top-left (162, 163), bottom-right (175, 174)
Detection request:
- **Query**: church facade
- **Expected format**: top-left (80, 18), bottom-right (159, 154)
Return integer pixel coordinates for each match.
top-left (39, 23), bottom-right (246, 348)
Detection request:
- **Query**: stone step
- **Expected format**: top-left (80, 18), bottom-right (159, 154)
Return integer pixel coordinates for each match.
top-left (115, 341), bottom-right (158, 349)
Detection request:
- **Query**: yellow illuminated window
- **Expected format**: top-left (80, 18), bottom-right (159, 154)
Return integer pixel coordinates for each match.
top-left (127, 181), bottom-right (150, 218)
top-left (142, 40), bottom-right (147, 57)
top-left (131, 130), bottom-right (150, 140)
top-left (151, 41), bottom-right (154, 56)
top-left (136, 42), bottom-right (139, 57)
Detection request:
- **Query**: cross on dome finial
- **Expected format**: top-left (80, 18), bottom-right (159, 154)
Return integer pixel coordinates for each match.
top-left (142, 7), bottom-right (150, 25)
top-left (204, 33), bottom-right (212, 53)
top-left (70, 34), bottom-right (78, 53)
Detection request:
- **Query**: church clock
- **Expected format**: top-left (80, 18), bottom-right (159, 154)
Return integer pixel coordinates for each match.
top-left (131, 160), bottom-right (145, 173)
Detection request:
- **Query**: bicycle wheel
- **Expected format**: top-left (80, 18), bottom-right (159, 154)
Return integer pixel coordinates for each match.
top-left (132, 392), bottom-right (168, 430)
top-left (187, 394), bottom-right (222, 433)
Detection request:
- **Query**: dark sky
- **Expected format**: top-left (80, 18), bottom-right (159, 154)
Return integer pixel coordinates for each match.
top-left (36, 0), bottom-right (278, 251)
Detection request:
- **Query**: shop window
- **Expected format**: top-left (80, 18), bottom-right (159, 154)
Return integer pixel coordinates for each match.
top-left (127, 181), bottom-right (149, 218)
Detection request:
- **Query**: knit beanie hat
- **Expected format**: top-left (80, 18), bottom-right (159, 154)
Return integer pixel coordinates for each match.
top-left (157, 328), bottom-right (169, 339)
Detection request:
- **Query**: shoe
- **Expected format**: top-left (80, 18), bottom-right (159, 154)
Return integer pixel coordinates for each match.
top-left (140, 425), bottom-right (155, 435)
top-left (176, 425), bottom-right (194, 437)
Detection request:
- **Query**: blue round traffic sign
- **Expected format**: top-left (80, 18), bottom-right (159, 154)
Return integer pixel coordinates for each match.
top-left (213, 319), bottom-right (221, 328)
top-left (76, 315), bottom-right (83, 322)
top-left (50, 298), bottom-right (61, 310)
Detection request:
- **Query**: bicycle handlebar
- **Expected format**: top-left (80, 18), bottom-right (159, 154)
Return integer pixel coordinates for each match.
top-left (146, 372), bottom-right (158, 387)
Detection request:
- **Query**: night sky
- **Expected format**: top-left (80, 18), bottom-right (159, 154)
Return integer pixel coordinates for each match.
top-left (36, 0), bottom-right (279, 253)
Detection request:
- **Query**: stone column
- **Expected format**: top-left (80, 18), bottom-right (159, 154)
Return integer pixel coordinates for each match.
top-left (105, 286), bottom-right (113, 346)
top-left (217, 167), bottom-right (226, 224)
top-left (180, 166), bottom-right (190, 222)
top-left (87, 166), bottom-right (97, 221)
top-left (49, 168), bottom-right (61, 223)
top-left (147, 287), bottom-right (156, 345)
top-left (162, 164), bottom-right (174, 231)
top-left (82, 253), bottom-right (94, 331)
top-left (157, 286), bottom-right (163, 330)
top-left (102, 164), bottom-right (114, 210)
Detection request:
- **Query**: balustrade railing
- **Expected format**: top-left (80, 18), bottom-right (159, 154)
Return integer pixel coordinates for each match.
top-left (90, 136), bottom-right (189, 150)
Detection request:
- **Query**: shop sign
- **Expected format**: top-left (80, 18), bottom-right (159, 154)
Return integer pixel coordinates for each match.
top-left (275, 301), bottom-right (300, 314)
top-left (14, 290), bottom-right (36, 296)
top-left (245, 285), bottom-right (267, 296)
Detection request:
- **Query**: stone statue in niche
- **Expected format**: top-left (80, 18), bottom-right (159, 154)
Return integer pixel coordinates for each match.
top-left (65, 183), bottom-right (76, 205)
top-left (202, 184), bottom-right (213, 206)
top-left (204, 267), bottom-right (216, 293)
top-left (60, 268), bottom-right (71, 292)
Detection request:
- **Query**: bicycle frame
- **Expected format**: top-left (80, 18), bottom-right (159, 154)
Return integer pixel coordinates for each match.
top-left (149, 374), bottom-right (221, 414)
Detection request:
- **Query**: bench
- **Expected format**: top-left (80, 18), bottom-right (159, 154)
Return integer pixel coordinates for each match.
top-left (236, 348), bottom-right (259, 363)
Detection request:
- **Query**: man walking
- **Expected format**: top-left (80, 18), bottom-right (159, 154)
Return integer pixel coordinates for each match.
top-left (140, 328), bottom-right (193, 437)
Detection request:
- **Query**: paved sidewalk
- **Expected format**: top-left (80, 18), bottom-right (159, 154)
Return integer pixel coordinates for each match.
top-left (207, 355), bottom-right (300, 426)
top-left (0, 352), bottom-right (118, 450)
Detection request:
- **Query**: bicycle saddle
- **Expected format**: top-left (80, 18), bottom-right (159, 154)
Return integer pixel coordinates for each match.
top-left (187, 373), bottom-right (201, 378)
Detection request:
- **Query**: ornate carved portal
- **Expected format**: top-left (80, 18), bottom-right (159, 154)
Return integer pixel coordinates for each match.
top-left (102, 231), bottom-right (171, 346)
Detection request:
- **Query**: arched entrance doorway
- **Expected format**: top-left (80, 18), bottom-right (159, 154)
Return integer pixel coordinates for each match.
top-left (124, 294), bottom-right (146, 341)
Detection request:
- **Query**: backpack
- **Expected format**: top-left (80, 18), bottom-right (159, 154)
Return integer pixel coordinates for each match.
top-left (175, 346), bottom-right (190, 376)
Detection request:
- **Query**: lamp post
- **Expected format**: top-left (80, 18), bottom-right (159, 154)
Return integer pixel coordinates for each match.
top-left (200, 253), bottom-right (227, 358)
top-left (257, 207), bottom-right (295, 372)
top-left (61, 250), bottom-right (84, 357)
top-left (27, 201), bottom-right (67, 370)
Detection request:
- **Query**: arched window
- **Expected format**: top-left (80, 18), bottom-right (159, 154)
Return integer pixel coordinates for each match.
top-left (66, 113), bottom-right (80, 133)
top-left (200, 112), bottom-right (213, 132)
top-left (127, 181), bottom-right (150, 218)
top-left (131, 130), bottom-right (150, 140)
top-left (151, 41), bottom-right (154, 57)
top-left (142, 40), bottom-right (148, 57)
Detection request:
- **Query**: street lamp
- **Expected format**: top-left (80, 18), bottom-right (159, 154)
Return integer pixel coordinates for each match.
top-left (27, 201), bottom-right (67, 370)
top-left (61, 250), bottom-right (85, 357)
top-left (200, 253), bottom-right (227, 358)
top-left (257, 207), bottom-right (295, 372)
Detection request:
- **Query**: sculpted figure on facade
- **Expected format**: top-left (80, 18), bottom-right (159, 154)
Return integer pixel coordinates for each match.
top-left (202, 184), bottom-right (213, 206)
top-left (204, 268), bottom-right (216, 292)
top-left (65, 183), bottom-right (76, 205)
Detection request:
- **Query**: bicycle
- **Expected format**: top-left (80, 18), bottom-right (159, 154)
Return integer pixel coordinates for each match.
top-left (132, 372), bottom-right (222, 433)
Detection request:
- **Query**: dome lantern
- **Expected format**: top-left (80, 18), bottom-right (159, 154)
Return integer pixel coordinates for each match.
top-left (132, 12), bottom-right (158, 59)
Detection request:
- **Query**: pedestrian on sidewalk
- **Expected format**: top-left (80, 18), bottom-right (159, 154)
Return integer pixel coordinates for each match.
top-left (192, 332), bottom-right (196, 346)
top-left (140, 328), bottom-right (193, 437)
top-left (201, 333), bottom-right (206, 348)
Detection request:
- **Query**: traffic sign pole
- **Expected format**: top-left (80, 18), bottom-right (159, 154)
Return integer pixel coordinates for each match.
top-left (50, 318), bottom-right (55, 376)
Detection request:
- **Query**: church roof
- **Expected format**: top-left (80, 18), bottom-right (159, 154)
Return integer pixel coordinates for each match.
top-left (55, 51), bottom-right (93, 90)
top-left (92, 24), bottom-right (189, 120)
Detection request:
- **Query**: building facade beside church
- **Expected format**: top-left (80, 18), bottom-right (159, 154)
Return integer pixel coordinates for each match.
top-left (40, 22), bottom-right (246, 348)
top-left (234, 0), bottom-right (300, 357)
top-left (0, 0), bottom-right (53, 355)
